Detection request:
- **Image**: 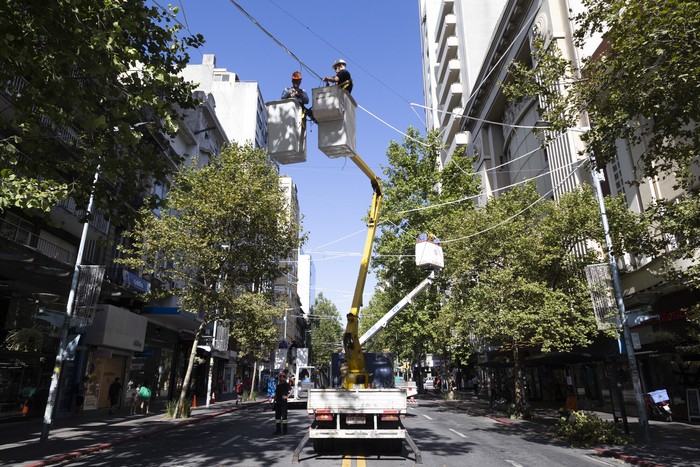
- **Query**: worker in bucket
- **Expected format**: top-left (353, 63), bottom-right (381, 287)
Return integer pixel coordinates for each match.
top-left (323, 59), bottom-right (353, 93)
top-left (281, 71), bottom-right (316, 123)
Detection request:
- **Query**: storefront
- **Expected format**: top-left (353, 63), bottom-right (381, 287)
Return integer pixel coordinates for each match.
top-left (81, 304), bottom-right (147, 410)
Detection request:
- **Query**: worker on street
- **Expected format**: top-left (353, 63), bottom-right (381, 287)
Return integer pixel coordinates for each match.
top-left (273, 372), bottom-right (292, 435)
top-left (323, 59), bottom-right (353, 93)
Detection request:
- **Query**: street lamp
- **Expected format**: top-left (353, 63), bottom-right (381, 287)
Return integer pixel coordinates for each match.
top-left (589, 155), bottom-right (651, 442)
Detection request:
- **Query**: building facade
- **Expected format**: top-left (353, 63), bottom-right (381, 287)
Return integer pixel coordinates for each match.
top-left (0, 86), bottom-right (227, 419)
top-left (182, 54), bottom-right (267, 149)
top-left (418, 0), bottom-right (700, 421)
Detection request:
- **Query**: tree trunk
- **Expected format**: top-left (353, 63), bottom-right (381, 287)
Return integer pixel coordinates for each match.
top-left (249, 358), bottom-right (258, 401)
top-left (512, 344), bottom-right (529, 418)
top-left (176, 321), bottom-right (206, 418)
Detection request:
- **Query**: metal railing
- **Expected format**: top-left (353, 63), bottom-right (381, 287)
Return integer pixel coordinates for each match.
top-left (0, 216), bottom-right (77, 265)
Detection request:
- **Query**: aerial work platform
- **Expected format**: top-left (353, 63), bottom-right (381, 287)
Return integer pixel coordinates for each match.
top-left (266, 86), bottom-right (357, 164)
top-left (266, 99), bottom-right (307, 164)
top-left (313, 86), bottom-right (357, 158)
top-left (415, 233), bottom-right (444, 270)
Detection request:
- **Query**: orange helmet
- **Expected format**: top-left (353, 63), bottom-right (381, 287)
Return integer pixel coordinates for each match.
top-left (291, 71), bottom-right (302, 80)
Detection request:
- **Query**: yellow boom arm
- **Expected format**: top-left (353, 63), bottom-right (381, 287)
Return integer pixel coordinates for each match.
top-left (342, 154), bottom-right (382, 389)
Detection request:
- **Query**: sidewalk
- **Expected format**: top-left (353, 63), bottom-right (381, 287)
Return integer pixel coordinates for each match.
top-left (434, 391), bottom-right (700, 467)
top-left (0, 394), bottom-right (259, 467)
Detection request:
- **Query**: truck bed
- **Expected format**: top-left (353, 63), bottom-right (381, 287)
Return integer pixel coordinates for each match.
top-left (307, 388), bottom-right (407, 414)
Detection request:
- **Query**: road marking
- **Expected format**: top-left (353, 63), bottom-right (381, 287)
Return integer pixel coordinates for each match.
top-left (448, 428), bottom-right (467, 438)
top-left (222, 434), bottom-right (241, 445)
top-left (342, 455), bottom-right (366, 467)
top-left (422, 414), bottom-right (434, 420)
top-left (505, 461), bottom-right (524, 467)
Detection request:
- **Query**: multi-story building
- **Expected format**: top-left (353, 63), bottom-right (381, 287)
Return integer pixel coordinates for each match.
top-left (276, 176), bottom-right (303, 347)
top-left (297, 251), bottom-right (316, 321)
top-left (418, 0), bottom-right (700, 420)
top-left (181, 54), bottom-right (267, 149)
top-left (0, 86), bottom-right (227, 418)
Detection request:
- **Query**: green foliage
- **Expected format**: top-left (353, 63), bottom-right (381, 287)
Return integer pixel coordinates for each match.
top-left (443, 184), bottom-right (605, 356)
top-left (229, 293), bottom-right (282, 362)
top-left (165, 399), bottom-right (178, 419)
top-left (364, 128), bottom-right (480, 366)
top-left (572, 1), bottom-right (700, 184)
top-left (556, 411), bottom-right (634, 447)
top-left (0, 0), bottom-right (203, 218)
top-left (309, 293), bottom-right (343, 367)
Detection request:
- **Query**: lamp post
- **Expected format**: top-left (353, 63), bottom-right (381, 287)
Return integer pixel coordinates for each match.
top-left (589, 156), bottom-right (651, 442)
top-left (41, 168), bottom-right (99, 442)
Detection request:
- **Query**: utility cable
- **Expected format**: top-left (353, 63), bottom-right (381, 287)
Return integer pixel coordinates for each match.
top-left (227, 0), bottom-right (323, 81)
top-left (441, 158), bottom-right (584, 245)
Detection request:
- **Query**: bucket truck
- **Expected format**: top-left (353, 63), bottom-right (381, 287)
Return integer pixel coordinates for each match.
top-left (266, 86), bottom-right (443, 463)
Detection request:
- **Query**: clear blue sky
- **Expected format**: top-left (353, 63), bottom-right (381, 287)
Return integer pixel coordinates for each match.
top-left (176, 0), bottom-right (426, 315)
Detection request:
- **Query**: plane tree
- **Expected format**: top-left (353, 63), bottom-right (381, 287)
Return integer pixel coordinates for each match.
top-left (0, 1), bottom-right (203, 218)
top-left (118, 143), bottom-right (303, 417)
top-left (362, 128), bottom-right (480, 387)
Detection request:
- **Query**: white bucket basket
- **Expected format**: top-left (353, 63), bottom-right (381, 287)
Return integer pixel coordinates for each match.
top-left (415, 241), bottom-right (444, 270)
top-left (312, 86), bottom-right (357, 158)
top-left (266, 99), bottom-right (307, 164)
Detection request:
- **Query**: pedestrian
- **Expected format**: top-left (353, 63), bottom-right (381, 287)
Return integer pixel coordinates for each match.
top-left (235, 378), bottom-right (243, 405)
top-left (323, 59), bottom-right (353, 93)
top-left (108, 377), bottom-right (122, 415)
top-left (130, 384), bottom-right (140, 415)
top-left (471, 375), bottom-right (479, 397)
top-left (139, 380), bottom-right (152, 414)
top-left (273, 372), bottom-right (292, 435)
top-left (74, 377), bottom-right (88, 415)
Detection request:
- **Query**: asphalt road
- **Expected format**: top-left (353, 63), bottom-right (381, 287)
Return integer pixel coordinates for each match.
top-left (59, 399), bottom-right (626, 466)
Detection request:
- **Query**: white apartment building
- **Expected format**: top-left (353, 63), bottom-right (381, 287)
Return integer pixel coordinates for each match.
top-left (419, 0), bottom-right (508, 170)
top-left (182, 54), bottom-right (267, 149)
top-left (297, 251), bottom-right (316, 320)
top-left (277, 175), bottom-right (303, 345)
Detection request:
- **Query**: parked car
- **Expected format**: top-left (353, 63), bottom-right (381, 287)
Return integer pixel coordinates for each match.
top-left (423, 377), bottom-right (434, 391)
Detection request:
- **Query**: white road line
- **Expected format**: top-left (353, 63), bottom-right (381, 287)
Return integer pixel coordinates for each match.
top-left (505, 460), bottom-right (524, 467)
top-left (422, 414), bottom-right (434, 420)
top-left (448, 428), bottom-right (467, 438)
top-left (222, 434), bottom-right (242, 445)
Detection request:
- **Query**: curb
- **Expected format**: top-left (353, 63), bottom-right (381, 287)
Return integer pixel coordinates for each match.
top-left (592, 447), bottom-right (667, 467)
top-left (23, 402), bottom-right (262, 467)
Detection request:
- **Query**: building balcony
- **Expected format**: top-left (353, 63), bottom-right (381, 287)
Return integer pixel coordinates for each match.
top-left (0, 215), bottom-right (76, 266)
top-left (437, 34), bottom-right (459, 69)
top-left (437, 86), bottom-right (463, 129)
top-left (56, 198), bottom-right (111, 236)
top-left (446, 131), bottom-right (468, 162)
top-left (437, 57), bottom-right (461, 91)
top-left (437, 14), bottom-right (457, 53)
